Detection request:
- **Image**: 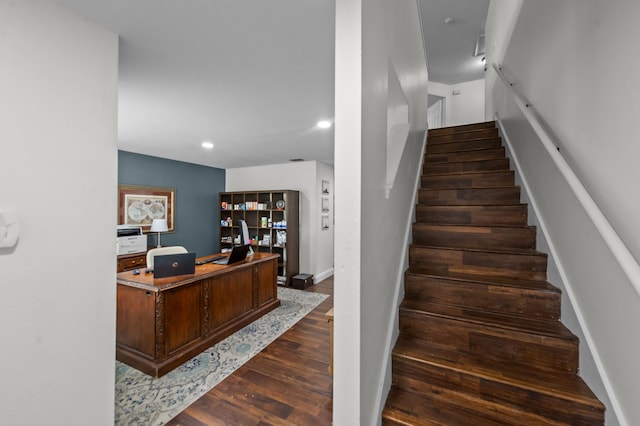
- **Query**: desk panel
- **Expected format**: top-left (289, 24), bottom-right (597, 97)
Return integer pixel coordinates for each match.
top-left (165, 283), bottom-right (203, 356)
top-left (208, 267), bottom-right (253, 331)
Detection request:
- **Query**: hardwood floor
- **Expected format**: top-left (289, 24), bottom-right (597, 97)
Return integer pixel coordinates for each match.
top-left (166, 277), bottom-right (334, 426)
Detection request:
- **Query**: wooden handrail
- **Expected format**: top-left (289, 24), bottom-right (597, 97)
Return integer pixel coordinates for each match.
top-left (493, 63), bottom-right (640, 297)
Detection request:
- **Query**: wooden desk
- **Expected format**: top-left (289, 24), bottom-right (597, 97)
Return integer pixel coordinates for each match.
top-left (116, 252), bottom-right (280, 377)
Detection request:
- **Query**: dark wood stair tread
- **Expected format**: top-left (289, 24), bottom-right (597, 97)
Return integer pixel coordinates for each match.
top-left (383, 386), bottom-right (560, 426)
top-left (425, 137), bottom-right (502, 154)
top-left (411, 243), bottom-right (547, 257)
top-left (425, 147), bottom-right (506, 163)
top-left (423, 158), bottom-right (511, 175)
top-left (428, 121), bottom-right (496, 136)
top-left (415, 204), bottom-right (528, 226)
top-left (413, 223), bottom-right (536, 231)
top-left (421, 170), bottom-right (515, 189)
top-left (405, 270), bottom-right (560, 293)
top-left (422, 169), bottom-right (514, 178)
top-left (400, 299), bottom-right (576, 341)
top-left (392, 335), bottom-right (603, 407)
top-left (412, 223), bottom-right (536, 251)
top-left (419, 186), bottom-right (522, 206)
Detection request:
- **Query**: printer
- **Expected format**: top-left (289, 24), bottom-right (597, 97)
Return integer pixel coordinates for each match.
top-left (116, 225), bottom-right (147, 255)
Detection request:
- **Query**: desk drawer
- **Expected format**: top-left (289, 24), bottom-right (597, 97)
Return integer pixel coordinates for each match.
top-left (118, 254), bottom-right (147, 272)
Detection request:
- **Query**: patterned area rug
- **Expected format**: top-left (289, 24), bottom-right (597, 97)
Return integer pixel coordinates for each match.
top-left (114, 287), bottom-right (328, 425)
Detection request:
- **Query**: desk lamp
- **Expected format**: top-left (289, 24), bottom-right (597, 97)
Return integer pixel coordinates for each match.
top-left (150, 218), bottom-right (168, 247)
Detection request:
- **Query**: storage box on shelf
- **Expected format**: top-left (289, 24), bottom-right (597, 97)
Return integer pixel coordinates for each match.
top-left (219, 190), bottom-right (299, 285)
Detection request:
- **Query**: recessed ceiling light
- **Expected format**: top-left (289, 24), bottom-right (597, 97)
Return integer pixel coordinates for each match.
top-left (444, 17), bottom-right (455, 25)
top-left (317, 120), bottom-right (332, 129)
top-left (201, 141), bottom-right (214, 149)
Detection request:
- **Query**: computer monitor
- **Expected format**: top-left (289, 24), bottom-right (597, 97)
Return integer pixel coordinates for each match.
top-left (238, 219), bottom-right (254, 254)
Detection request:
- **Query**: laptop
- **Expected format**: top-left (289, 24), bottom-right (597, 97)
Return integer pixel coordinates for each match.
top-left (153, 252), bottom-right (196, 278)
top-left (212, 244), bottom-right (251, 265)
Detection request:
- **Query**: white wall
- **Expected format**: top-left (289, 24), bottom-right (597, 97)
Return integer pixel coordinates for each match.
top-left (486, 1), bottom-right (640, 424)
top-left (484, 0), bottom-right (524, 120)
top-left (225, 161), bottom-right (334, 281)
top-left (0, 1), bottom-right (118, 424)
top-left (449, 78), bottom-right (485, 126)
top-left (428, 79), bottom-right (485, 127)
top-left (427, 81), bottom-right (453, 127)
top-left (316, 161), bottom-right (335, 282)
top-left (334, 0), bottom-right (428, 423)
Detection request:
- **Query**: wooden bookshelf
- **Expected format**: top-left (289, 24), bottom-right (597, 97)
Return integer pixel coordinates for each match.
top-left (219, 190), bottom-right (299, 285)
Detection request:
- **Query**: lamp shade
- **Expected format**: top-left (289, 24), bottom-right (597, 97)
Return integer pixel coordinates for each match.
top-left (150, 218), bottom-right (168, 232)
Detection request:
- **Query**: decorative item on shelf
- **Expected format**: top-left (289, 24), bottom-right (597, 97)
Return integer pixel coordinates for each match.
top-left (261, 217), bottom-right (268, 228)
top-left (321, 215), bottom-right (330, 230)
top-left (150, 218), bottom-right (168, 248)
top-left (276, 231), bottom-right (286, 246)
top-left (221, 201), bottom-right (228, 210)
top-left (268, 218), bottom-right (272, 228)
top-left (275, 199), bottom-right (285, 209)
top-left (322, 179), bottom-right (330, 194)
top-left (273, 220), bottom-right (286, 229)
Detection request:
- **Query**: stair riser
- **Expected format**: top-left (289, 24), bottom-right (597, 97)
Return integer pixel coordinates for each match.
top-left (404, 275), bottom-right (560, 319)
top-left (422, 171), bottom-right (514, 189)
top-left (419, 187), bottom-right (521, 206)
top-left (428, 125), bottom-right (498, 142)
top-left (423, 158), bottom-right (510, 175)
top-left (409, 246), bottom-right (547, 281)
top-left (428, 128), bottom-right (499, 144)
top-left (426, 148), bottom-right (506, 164)
top-left (399, 311), bottom-right (578, 372)
top-left (392, 358), bottom-right (603, 425)
top-left (426, 138), bottom-right (501, 154)
top-left (415, 205), bottom-right (528, 226)
top-left (428, 122), bottom-right (496, 137)
top-left (412, 225), bottom-right (536, 250)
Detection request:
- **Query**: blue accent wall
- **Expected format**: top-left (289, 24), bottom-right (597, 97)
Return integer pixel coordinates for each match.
top-left (118, 150), bottom-right (225, 256)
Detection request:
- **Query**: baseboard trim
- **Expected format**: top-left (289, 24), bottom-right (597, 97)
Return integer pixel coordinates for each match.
top-left (314, 268), bottom-right (334, 284)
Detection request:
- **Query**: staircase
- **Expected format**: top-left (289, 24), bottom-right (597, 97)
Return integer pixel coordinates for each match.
top-left (382, 122), bottom-right (605, 425)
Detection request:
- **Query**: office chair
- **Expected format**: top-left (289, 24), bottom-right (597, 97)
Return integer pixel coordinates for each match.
top-left (146, 246), bottom-right (188, 270)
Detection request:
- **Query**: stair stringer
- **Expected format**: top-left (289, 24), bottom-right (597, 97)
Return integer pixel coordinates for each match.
top-left (373, 130), bottom-right (428, 425)
top-left (496, 117), bottom-right (618, 425)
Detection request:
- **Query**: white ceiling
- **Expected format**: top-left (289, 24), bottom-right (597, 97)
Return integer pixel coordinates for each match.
top-left (55, 0), bottom-right (488, 170)
top-left (420, 0), bottom-right (490, 85)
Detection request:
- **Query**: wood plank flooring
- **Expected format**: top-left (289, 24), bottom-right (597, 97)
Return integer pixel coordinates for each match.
top-left (166, 278), bottom-right (334, 426)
